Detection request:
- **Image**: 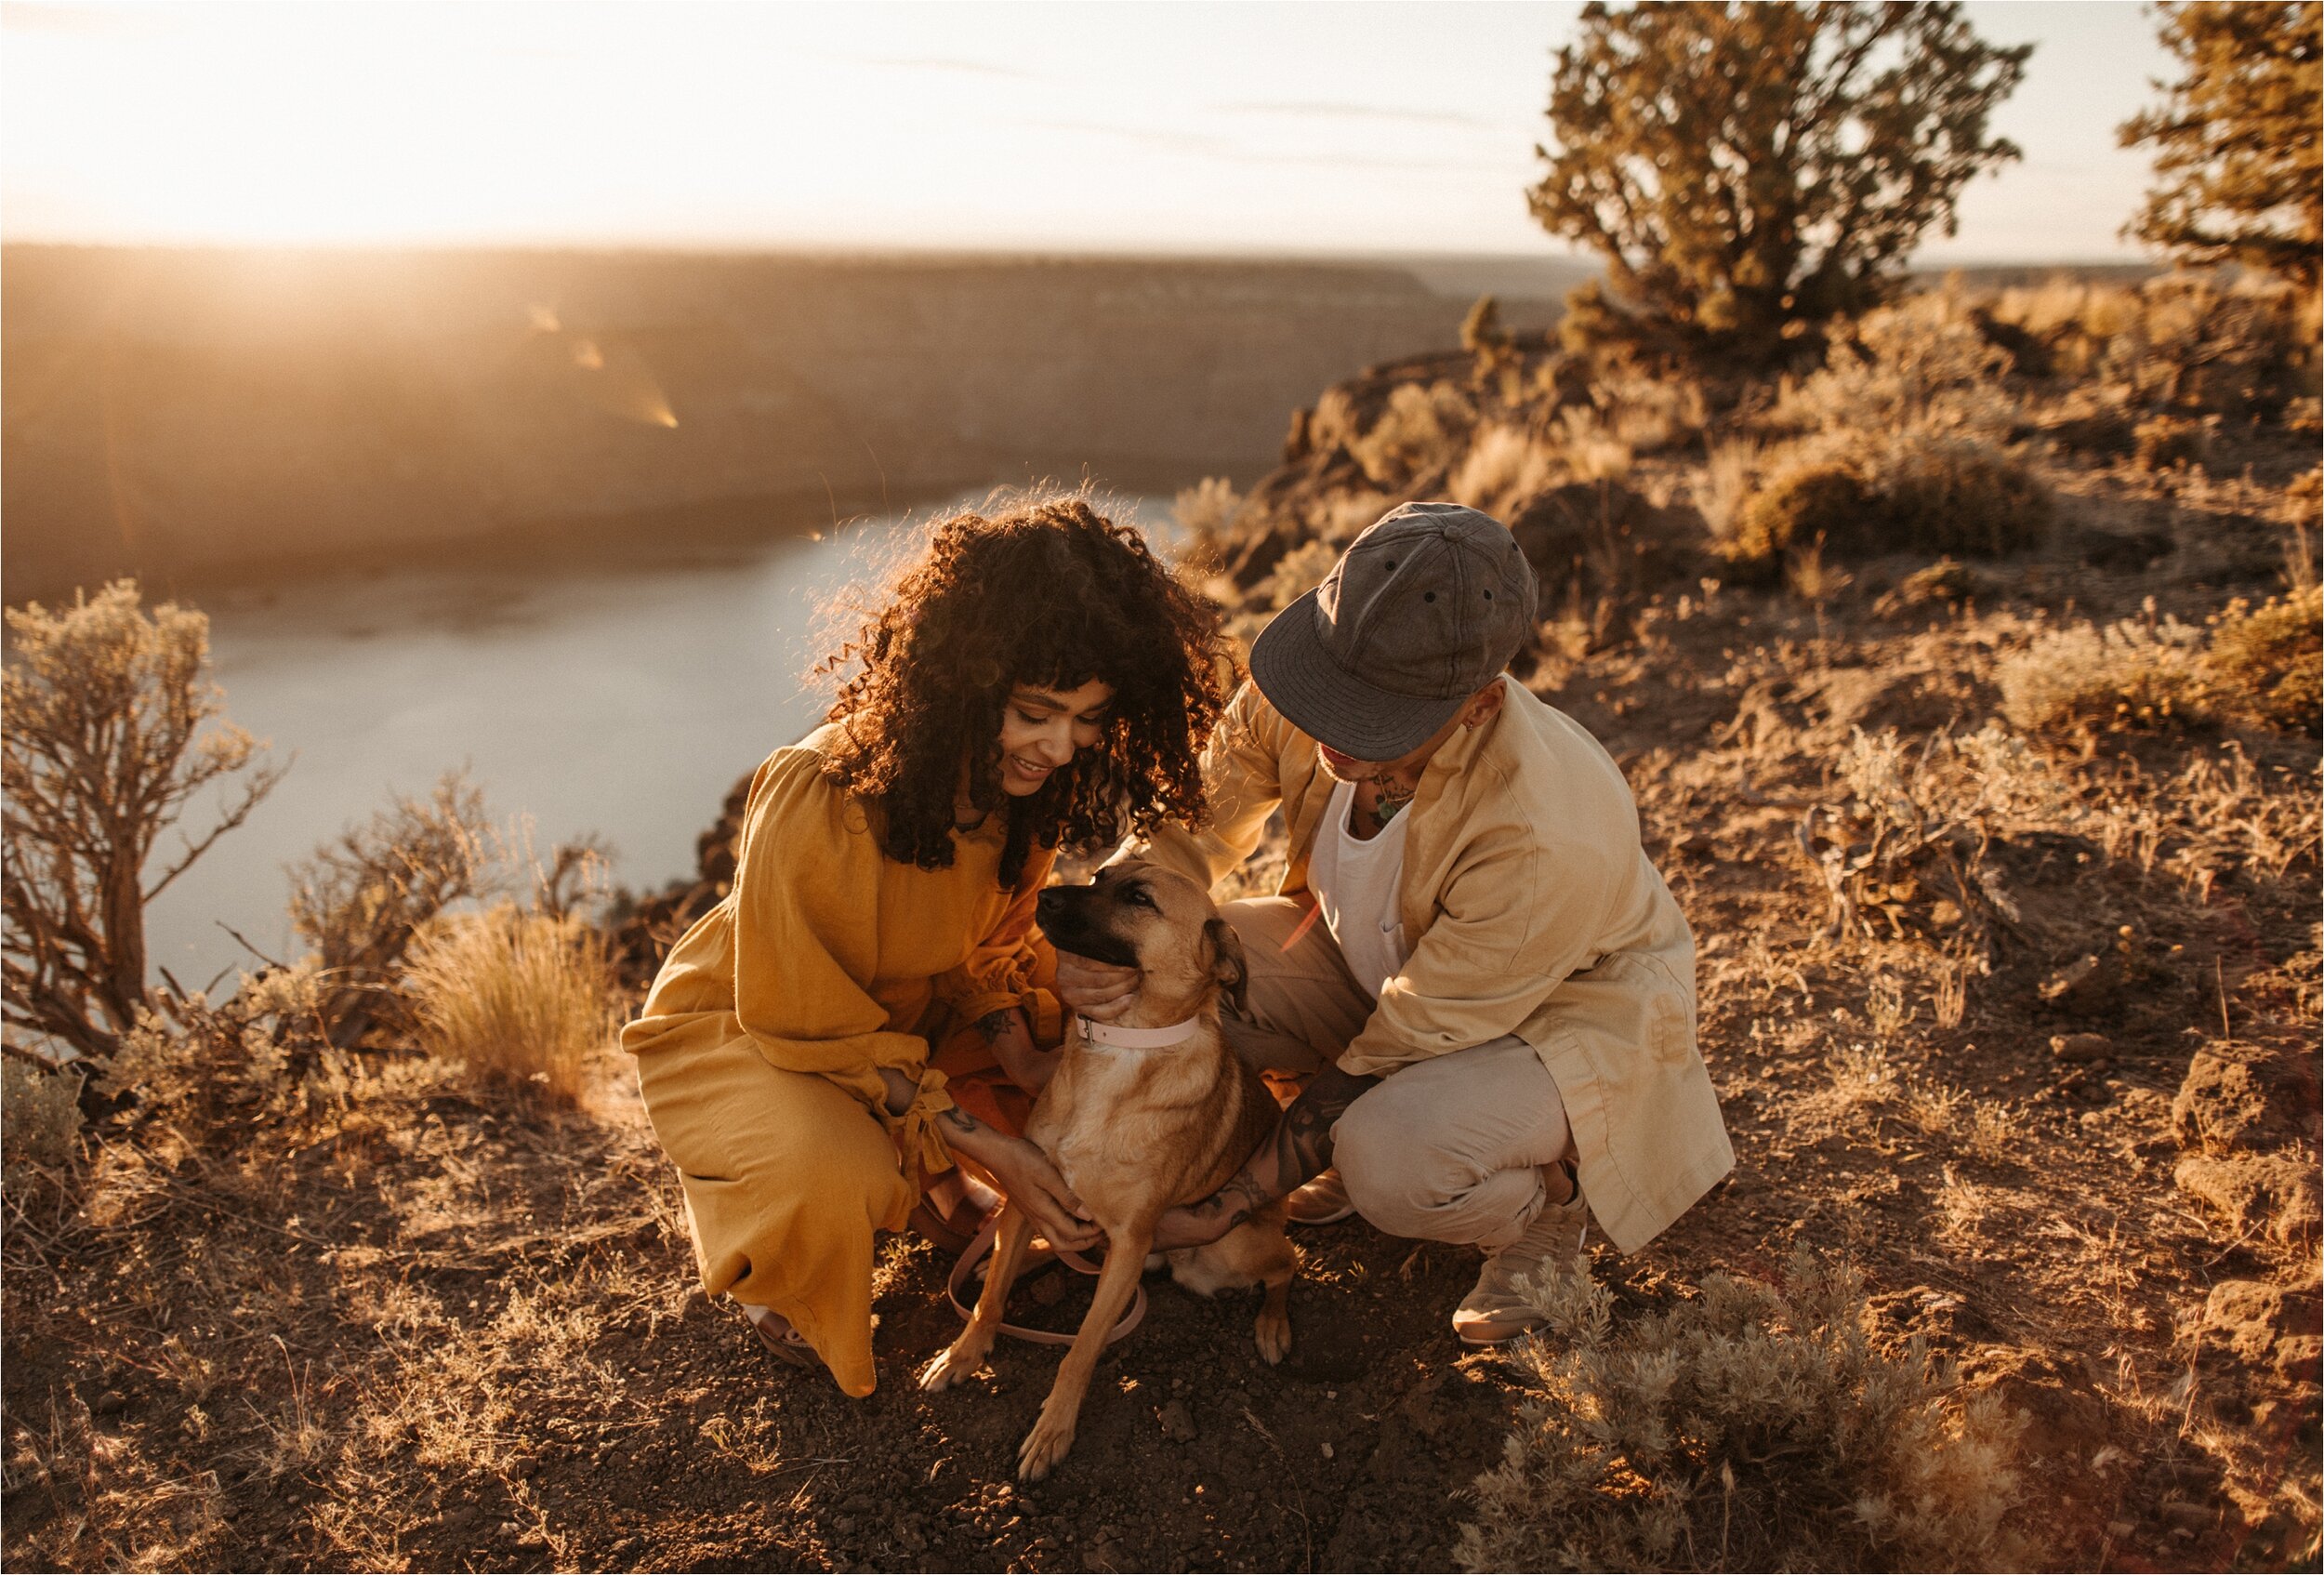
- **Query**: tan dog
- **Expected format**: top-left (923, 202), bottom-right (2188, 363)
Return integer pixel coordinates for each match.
top-left (919, 860), bottom-right (1295, 1480)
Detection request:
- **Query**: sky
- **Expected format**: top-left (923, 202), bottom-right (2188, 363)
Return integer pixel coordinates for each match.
top-left (1, 1), bottom-right (2179, 262)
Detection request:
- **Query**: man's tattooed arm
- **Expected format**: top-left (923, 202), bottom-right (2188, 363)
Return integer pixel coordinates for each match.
top-left (1159, 1065), bottom-right (1378, 1246)
top-left (974, 1008), bottom-right (1018, 1042)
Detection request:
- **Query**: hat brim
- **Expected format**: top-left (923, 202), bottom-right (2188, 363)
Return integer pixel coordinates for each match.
top-left (1248, 588), bottom-right (1468, 761)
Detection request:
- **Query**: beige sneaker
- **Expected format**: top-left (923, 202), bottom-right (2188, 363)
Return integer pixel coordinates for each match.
top-left (1452, 1174), bottom-right (1588, 1345)
top-left (1283, 1169), bottom-right (1356, 1226)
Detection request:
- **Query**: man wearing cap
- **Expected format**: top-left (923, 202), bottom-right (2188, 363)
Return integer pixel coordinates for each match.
top-left (1056, 501), bottom-right (1733, 1343)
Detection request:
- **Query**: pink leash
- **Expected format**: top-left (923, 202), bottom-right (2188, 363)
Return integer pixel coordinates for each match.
top-left (944, 1213), bottom-right (1147, 1347)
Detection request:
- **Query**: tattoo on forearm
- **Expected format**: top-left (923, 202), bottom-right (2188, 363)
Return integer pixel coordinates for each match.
top-left (938, 1105), bottom-right (982, 1137)
top-left (1182, 1065), bottom-right (1379, 1227)
top-left (974, 1008), bottom-right (1017, 1043)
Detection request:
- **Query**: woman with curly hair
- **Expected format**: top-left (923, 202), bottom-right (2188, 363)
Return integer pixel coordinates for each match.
top-left (624, 496), bottom-right (1226, 1395)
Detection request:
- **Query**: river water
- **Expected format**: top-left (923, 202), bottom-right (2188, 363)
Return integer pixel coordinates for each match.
top-left (142, 491), bottom-right (1182, 993)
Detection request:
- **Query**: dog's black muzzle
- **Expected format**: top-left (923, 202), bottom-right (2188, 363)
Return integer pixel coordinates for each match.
top-left (1036, 886), bottom-right (1141, 970)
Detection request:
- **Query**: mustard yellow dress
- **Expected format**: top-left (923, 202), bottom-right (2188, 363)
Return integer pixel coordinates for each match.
top-left (623, 723), bottom-right (1056, 1396)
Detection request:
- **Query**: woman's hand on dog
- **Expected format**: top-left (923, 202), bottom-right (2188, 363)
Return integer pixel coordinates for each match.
top-left (972, 1135), bottom-right (1103, 1251)
top-left (1053, 949), bottom-right (1141, 1023)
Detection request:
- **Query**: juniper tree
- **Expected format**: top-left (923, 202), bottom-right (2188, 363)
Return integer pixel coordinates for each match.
top-left (1530, 1), bottom-right (2031, 369)
top-left (2119, 1), bottom-right (2323, 289)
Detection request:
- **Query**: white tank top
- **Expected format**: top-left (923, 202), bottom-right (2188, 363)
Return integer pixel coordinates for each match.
top-left (1307, 776), bottom-right (1411, 1000)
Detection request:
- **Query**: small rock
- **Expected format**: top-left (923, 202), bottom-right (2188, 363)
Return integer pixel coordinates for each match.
top-left (2172, 1042), bottom-right (2308, 1153)
top-left (2039, 954), bottom-right (2108, 1012)
top-left (2175, 1153), bottom-right (2321, 1245)
top-left (2050, 1033), bottom-right (2112, 1064)
top-left (1156, 1400), bottom-right (1197, 1443)
top-left (2159, 1498), bottom-right (2212, 1531)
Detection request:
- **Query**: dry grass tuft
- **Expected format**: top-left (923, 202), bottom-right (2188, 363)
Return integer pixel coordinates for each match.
top-left (403, 904), bottom-right (618, 1105)
top-left (1450, 425), bottom-right (1562, 517)
top-left (1459, 1247), bottom-right (2033, 1573)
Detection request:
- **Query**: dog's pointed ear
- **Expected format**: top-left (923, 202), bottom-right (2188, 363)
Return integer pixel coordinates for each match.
top-left (1205, 917), bottom-right (1248, 1016)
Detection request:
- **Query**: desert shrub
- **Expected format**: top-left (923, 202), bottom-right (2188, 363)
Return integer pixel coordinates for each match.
top-left (2133, 412), bottom-right (2212, 470)
top-left (1803, 724), bottom-right (2068, 958)
top-left (289, 773), bottom-right (490, 1047)
top-left (1729, 436), bottom-right (2048, 575)
top-left (3, 580), bottom-right (286, 1065)
top-left (2, 1052), bottom-right (84, 1180)
top-left (1788, 290), bottom-right (2019, 443)
top-left (1987, 272), bottom-right (2310, 415)
top-left (92, 961), bottom-right (344, 1118)
top-left (1450, 425), bottom-right (1561, 519)
top-left (1260, 537), bottom-right (1342, 615)
top-left (1352, 381), bottom-right (1476, 485)
top-left (1724, 457), bottom-right (1872, 572)
top-left (1592, 364), bottom-right (1705, 455)
top-left (403, 904), bottom-right (616, 1105)
top-left (1458, 1246), bottom-right (2031, 1573)
top-left (2207, 586), bottom-right (2322, 734)
top-left (1865, 435), bottom-right (2053, 558)
top-left (1554, 405), bottom-right (1633, 484)
top-left (1998, 609), bottom-right (2212, 741)
top-left (1170, 477), bottom-right (1243, 566)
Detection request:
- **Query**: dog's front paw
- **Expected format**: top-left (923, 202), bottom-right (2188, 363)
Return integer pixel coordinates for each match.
top-left (1016, 1404), bottom-right (1079, 1481)
top-left (918, 1338), bottom-right (990, 1392)
top-left (1254, 1304), bottom-right (1291, 1365)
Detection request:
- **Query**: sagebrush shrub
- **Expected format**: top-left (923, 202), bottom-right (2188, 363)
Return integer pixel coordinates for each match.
top-left (1, 1054), bottom-right (83, 1180)
top-left (403, 904), bottom-right (616, 1105)
top-left (1729, 436), bottom-right (2049, 574)
top-left (1451, 425), bottom-right (1562, 518)
top-left (1170, 477), bottom-right (1243, 565)
top-left (1458, 1247), bottom-right (2031, 1573)
top-left (2207, 586), bottom-right (2322, 735)
top-left (1353, 381), bottom-right (1477, 485)
top-left (1725, 458), bottom-right (1871, 571)
top-left (1789, 290), bottom-right (2019, 443)
top-left (1998, 612), bottom-right (2212, 741)
top-left (1867, 434), bottom-right (2053, 558)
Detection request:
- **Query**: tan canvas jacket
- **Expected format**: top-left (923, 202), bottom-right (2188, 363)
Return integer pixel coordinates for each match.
top-left (1142, 680), bottom-right (1734, 1252)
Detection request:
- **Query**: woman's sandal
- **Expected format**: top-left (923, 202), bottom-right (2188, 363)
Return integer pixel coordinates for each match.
top-left (739, 1304), bottom-right (818, 1369)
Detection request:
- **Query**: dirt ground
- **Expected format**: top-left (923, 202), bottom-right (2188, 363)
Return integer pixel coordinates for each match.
top-left (6, 293), bottom-right (2320, 1572)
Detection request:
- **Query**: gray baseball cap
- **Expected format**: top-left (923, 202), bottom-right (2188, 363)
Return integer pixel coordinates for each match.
top-left (1248, 500), bottom-right (1538, 760)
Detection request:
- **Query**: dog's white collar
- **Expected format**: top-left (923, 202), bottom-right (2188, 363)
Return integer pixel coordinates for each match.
top-left (1075, 1013), bottom-right (1205, 1050)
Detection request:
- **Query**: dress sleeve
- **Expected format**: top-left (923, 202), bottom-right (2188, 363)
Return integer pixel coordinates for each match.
top-left (729, 750), bottom-right (957, 1177)
top-left (931, 844), bottom-right (1062, 1044)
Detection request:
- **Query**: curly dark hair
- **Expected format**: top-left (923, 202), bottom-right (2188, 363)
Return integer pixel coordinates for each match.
top-left (816, 496), bottom-right (1229, 885)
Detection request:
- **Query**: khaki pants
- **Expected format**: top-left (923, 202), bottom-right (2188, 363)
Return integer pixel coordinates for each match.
top-left (1218, 897), bottom-right (1575, 1252)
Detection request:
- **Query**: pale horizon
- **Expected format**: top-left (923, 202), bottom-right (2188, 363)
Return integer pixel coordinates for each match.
top-left (4, 1), bottom-right (2179, 267)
